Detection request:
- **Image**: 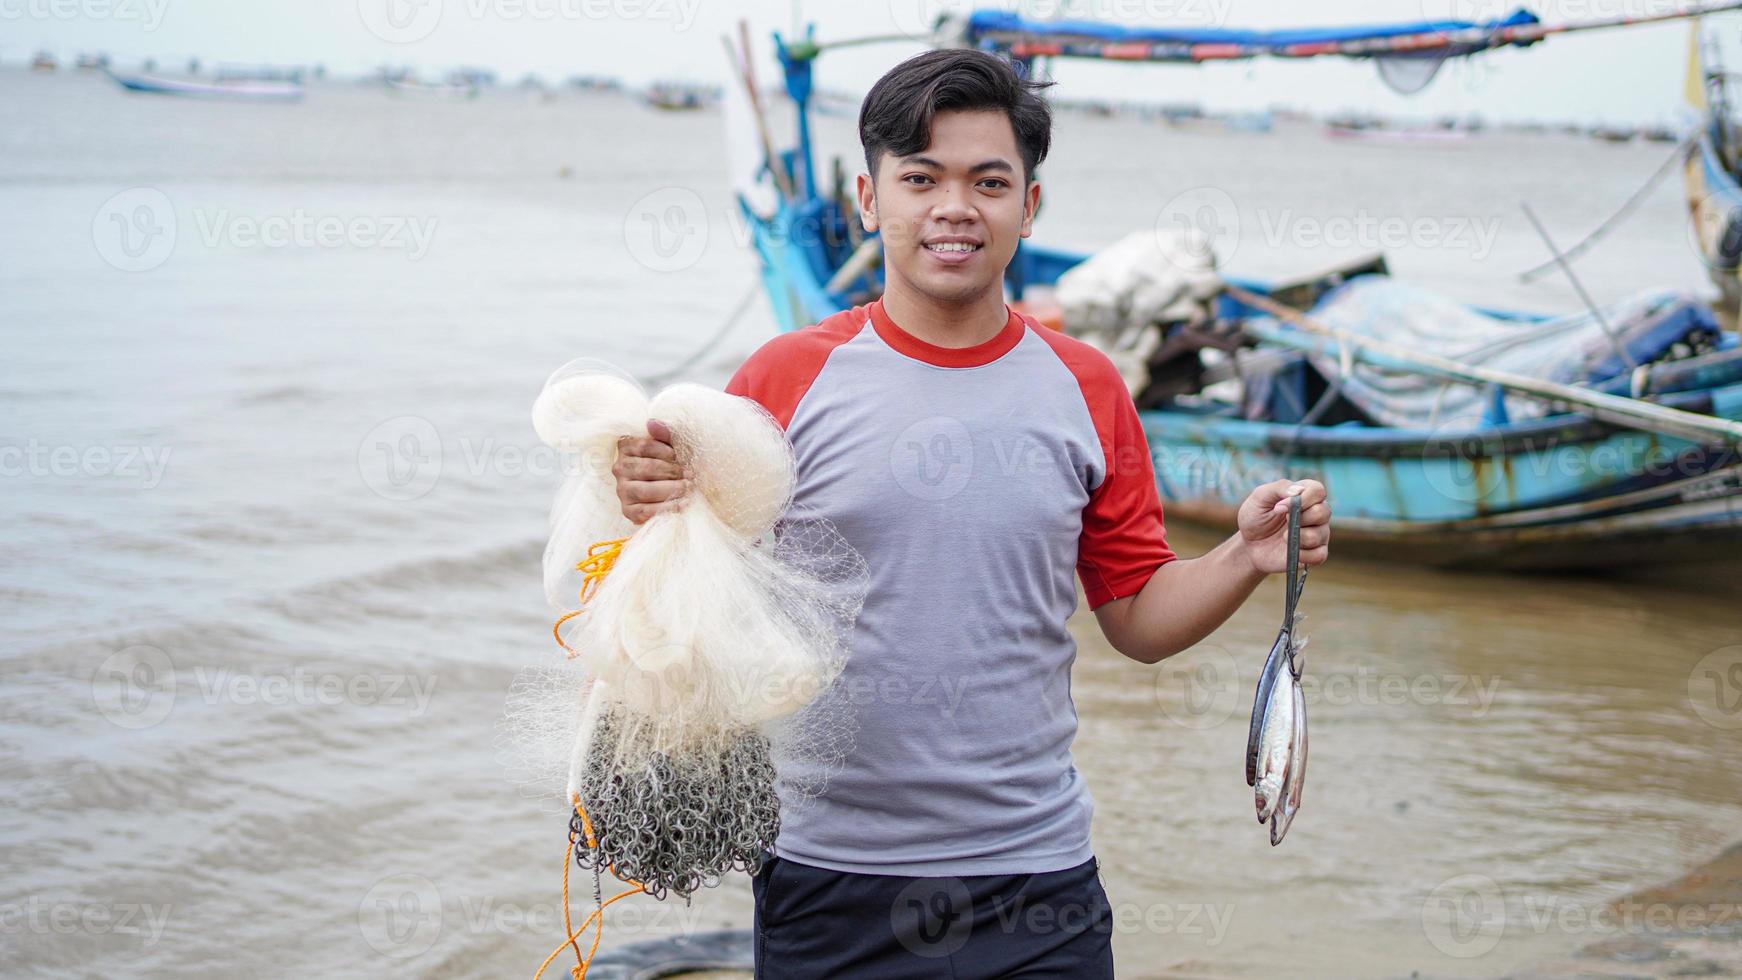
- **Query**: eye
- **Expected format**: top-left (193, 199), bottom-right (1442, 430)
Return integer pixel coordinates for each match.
top-left (902, 173), bottom-right (933, 185)
top-left (978, 178), bottom-right (1009, 189)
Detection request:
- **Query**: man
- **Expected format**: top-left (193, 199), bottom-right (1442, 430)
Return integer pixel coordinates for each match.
top-left (613, 48), bottom-right (1330, 979)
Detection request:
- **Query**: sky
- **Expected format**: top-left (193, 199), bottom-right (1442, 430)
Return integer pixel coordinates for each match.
top-left (5, 0), bottom-right (1738, 125)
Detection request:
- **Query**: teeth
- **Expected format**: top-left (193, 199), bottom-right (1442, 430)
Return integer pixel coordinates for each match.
top-left (926, 242), bottom-right (979, 252)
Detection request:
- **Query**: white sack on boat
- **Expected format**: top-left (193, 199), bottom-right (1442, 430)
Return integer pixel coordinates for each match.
top-left (1056, 227), bottom-right (1224, 334)
top-left (1054, 228), bottom-right (1224, 396)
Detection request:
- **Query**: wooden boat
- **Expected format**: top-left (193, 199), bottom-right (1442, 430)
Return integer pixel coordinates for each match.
top-left (723, 7), bottom-right (1742, 571)
top-left (1327, 125), bottom-right (1471, 145)
top-left (644, 81), bottom-right (716, 110)
top-left (384, 77), bottom-right (481, 100)
top-left (104, 68), bottom-right (304, 102)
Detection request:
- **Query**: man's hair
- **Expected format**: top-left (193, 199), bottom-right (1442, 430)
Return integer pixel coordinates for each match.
top-left (858, 48), bottom-right (1053, 184)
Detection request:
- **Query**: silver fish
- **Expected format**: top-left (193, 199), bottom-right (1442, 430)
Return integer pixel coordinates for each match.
top-left (1269, 679), bottom-right (1308, 846)
top-left (1253, 670), bottom-right (1296, 823)
top-left (1245, 628), bottom-right (1288, 787)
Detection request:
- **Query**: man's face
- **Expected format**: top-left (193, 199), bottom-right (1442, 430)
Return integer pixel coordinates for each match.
top-left (858, 108), bottom-right (1041, 309)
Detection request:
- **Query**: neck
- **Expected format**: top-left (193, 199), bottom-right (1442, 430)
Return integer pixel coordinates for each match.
top-left (879, 281), bottom-right (1008, 349)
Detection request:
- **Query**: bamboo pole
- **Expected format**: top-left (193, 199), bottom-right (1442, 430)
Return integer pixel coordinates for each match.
top-left (823, 237), bottom-right (882, 296)
top-left (722, 24), bottom-right (792, 201)
top-left (1224, 283), bottom-right (1742, 447)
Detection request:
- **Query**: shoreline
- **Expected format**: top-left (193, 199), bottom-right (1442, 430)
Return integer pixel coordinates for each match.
top-left (1515, 840), bottom-right (1742, 978)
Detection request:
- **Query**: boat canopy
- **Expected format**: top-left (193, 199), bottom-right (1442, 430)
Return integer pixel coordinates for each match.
top-left (949, 2), bottom-right (1742, 93)
top-left (963, 8), bottom-right (1542, 59)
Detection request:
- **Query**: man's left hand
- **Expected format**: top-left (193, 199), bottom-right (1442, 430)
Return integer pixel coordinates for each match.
top-left (1237, 479), bottom-right (1331, 575)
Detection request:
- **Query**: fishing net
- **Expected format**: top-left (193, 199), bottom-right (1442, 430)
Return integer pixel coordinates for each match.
top-left (508, 359), bottom-right (865, 903)
top-left (1373, 53), bottom-right (1448, 95)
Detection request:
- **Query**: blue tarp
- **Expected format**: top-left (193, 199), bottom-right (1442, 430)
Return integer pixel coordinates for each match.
top-left (965, 9), bottom-right (1541, 50)
top-left (1252, 276), bottom-right (1718, 429)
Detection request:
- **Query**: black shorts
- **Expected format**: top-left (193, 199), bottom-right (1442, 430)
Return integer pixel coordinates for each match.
top-left (751, 853), bottom-right (1115, 979)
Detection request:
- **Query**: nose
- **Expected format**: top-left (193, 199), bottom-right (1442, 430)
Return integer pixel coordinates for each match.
top-left (930, 181), bottom-right (977, 224)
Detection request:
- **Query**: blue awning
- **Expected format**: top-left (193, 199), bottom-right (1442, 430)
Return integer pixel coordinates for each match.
top-left (964, 8), bottom-right (1542, 52)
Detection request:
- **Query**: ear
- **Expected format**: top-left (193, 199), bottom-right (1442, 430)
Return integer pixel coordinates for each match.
top-left (1020, 179), bottom-right (1040, 239)
top-left (856, 172), bottom-right (878, 233)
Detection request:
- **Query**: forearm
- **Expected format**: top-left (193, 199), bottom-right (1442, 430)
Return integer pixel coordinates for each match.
top-left (1108, 532), bottom-right (1267, 664)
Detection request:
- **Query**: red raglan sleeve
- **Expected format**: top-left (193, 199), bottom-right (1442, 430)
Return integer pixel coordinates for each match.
top-left (724, 338), bottom-right (802, 430)
top-left (1040, 337), bottom-right (1176, 609)
top-left (723, 353), bottom-right (764, 410)
top-left (1031, 325), bottom-right (1178, 607)
top-left (724, 308), bottom-right (867, 430)
top-left (1078, 385), bottom-right (1177, 608)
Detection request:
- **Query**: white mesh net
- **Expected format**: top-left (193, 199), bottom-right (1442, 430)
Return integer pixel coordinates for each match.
top-left (506, 359), bottom-right (865, 900)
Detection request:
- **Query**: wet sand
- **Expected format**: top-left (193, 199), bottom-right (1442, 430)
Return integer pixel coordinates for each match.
top-left (1515, 842), bottom-right (1742, 979)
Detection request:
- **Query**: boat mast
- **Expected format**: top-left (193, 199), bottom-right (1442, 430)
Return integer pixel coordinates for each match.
top-left (773, 27), bottom-right (819, 202)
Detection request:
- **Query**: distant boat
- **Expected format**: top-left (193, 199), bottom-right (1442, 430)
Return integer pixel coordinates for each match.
top-left (1224, 111), bottom-right (1274, 133)
top-left (31, 51), bottom-right (56, 71)
top-left (75, 53), bottom-right (110, 71)
top-left (104, 69), bottom-right (304, 102)
top-left (1326, 125), bottom-right (1470, 145)
top-left (213, 65), bottom-right (305, 83)
top-left (644, 82), bottom-right (716, 111)
top-left (384, 77), bottom-right (480, 100)
top-left (567, 74), bottom-right (622, 93)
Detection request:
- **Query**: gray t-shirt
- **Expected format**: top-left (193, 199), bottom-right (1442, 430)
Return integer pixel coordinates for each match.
top-left (727, 298), bottom-right (1176, 876)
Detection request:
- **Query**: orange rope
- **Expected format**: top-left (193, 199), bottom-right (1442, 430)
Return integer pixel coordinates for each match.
top-left (576, 537), bottom-right (629, 604)
top-left (560, 822), bottom-right (582, 969)
top-left (551, 537), bottom-right (630, 657)
top-left (531, 884), bottom-right (646, 979)
top-left (551, 610), bottom-right (583, 656)
top-left (532, 796), bottom-right (646, 980)
top-left (536, 538), bottom-right (643, 978)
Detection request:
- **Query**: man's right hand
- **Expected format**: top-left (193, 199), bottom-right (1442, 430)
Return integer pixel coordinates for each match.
top-left (613, 419), bottom-right (692, 524)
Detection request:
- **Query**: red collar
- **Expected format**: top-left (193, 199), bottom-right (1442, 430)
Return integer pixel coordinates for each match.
top-left (868, 298), bottom-right (1027, 368)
